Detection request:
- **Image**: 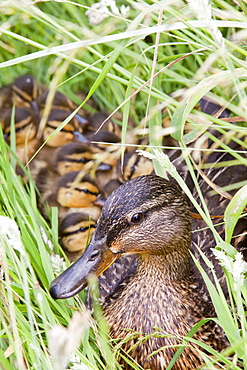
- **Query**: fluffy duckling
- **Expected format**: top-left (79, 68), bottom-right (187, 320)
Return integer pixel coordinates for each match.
top-left (0, 84), bottom-right (12, 110)
top-left (37, 90), bottom-right (88, 128)
top-left (83, 129), bottom-right (121, 156)
top-left (72, 129), bottom-right (121, 195)
top-left (54, 142), bottom-right (112, 176)
top-left (29, 109), bottom-right (89, 171)
top-left (1, 107), bottom-right (39, 165)
top-left (85, 112), bottom-right (121, 137)
top-left (117, 151), bottom-right (154, 183)
top-left (59, 212), bottom-right (97, 262)
top-left (36, 170), bottom-right (101, 221)
top-left (41, 109), bottom-right (86, 147)
top-left (50, 175), bottom-right (228, 370)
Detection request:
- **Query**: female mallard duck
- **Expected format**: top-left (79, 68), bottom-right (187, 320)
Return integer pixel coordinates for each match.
top-left (50, 174), bottom-right (228, 369)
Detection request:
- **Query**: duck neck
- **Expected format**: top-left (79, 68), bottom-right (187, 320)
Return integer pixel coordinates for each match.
top-left (136, 249), bottom-right (191, 281)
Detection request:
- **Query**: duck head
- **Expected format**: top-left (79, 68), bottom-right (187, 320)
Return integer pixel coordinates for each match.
top-left (50, 174), bottom-right (191, 299)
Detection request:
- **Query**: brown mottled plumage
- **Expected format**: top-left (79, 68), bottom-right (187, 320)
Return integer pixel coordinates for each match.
top-left (50, 174), bottom-right (228, 369)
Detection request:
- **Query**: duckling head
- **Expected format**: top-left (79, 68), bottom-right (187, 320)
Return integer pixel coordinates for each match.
top-left (56, 172), bottom-right (100, 208)
top-left (55, 143), bottom-right (93, 175)
top-left (117, 151), bottom-right (154, 182)
top-left (11, 74), bottom-right (40, 117)
top-left (42, 109), bottom-right (87, 147)
top-left (59, 212), bottom-right (96, 254)
top-left (86, 112), bottom-right (121, 137)
top-left (55, 142), bottom-right (111, 176)
top-left (38, 90), bottom-right (88, 128)
top-left (2, 107), bottom-right (38, 146)
top-left (50, 174), bottom-right (191, 299)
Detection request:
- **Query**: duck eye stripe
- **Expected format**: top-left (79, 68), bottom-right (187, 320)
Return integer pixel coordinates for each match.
top-left (62, 224), bottom-right (96, 236)
top-left (63, 157), bottom-right (90, 164)
top-left (74, 187), bottom-right (98, 196)
top-left (13, 88), bottom-right (32, 102)
top-left (46, 124), bottom-right (73, 133)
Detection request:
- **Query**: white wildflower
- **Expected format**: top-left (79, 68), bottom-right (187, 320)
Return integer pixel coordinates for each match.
top-left (49, 310), bottom-right (92, 370)
top-left (137, 149), bottom-right (178, 179)
top-left (68, 354), bottom-right (90, 370)
top-left (120, 4), bottom-right (130, 18)
top-left (187, 0), bottom-right (224, 47)
top-left (50, 254), bottom-right (66, 276)
top-left (85, 0), bottom-right (130, 26)
top-left (232, 252), bottom-right (247, 289)
top-left (40, 226), bottom-right (54, 251)
top-left (213, 249), bottom-right (247, 290)
top-left (85, 3), bottom-right (108, 26)
top-left (213, 249), bottom-right (233, 272)
top-left (0, 215), bottom-right (24, 253)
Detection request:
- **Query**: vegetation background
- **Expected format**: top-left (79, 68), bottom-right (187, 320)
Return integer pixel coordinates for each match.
top-left (0, 0), bottom-right (247, 369)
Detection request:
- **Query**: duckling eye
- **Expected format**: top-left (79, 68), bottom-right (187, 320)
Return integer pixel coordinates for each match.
top-left (88, 250), bottom-right (100, 261)
top-left (80, 158), bottom-right (90, 164)
top-left (130, 212), bottom-right (143, 224)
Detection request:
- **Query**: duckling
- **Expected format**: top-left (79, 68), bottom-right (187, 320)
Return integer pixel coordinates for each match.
top-left (11, 74), bottom-right (41, 118)
top-left (96, 150), bottom-right (154, 204)
top-left (59, 212), bottom-right (97, 262)
top-left (36, 170), bottom-right (101, 221)
top-left (50, 174), bottom-right (228, 370)
top-left (94, 179), bottom-right (121, 206)
top-left (73, 129), bottom-right (121, 195)
top-left (85, 112), bottom-right (121, 137)
top-left (37, 90), bottom-right (88, 128)
top-left (117, 151), bottom-right (154, 183)
top-left (42, 109), bottom-right (86, 147)
top-left (1, 107), bottom-right (39, 165)
top-left (29, 109), bottom-right (89, 170)
top-left (54, 142), bottom-right (112, 176)
top-left (0, 84), bottom-right (12, 110)
top-left (83, 129), bottom-right (121, 156)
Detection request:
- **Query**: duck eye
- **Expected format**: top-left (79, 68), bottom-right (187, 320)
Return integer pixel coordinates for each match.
top-left (130, 213), bottom-right (143, 224)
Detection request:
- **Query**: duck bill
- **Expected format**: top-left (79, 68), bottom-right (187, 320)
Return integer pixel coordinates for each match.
top-left (73, 131), bottom-right (89, 144)
top-left (50, 236), bottom-right (119, 299)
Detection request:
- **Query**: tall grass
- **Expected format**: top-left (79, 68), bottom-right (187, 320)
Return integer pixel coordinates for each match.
top-left (0, 0), bottom-right (247, 369)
